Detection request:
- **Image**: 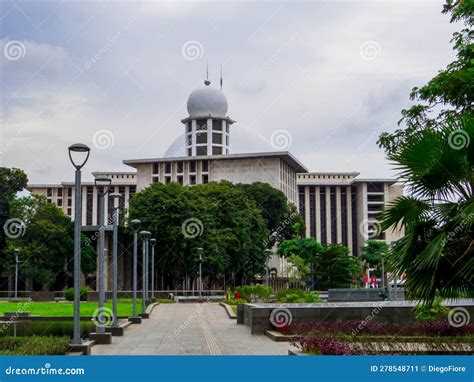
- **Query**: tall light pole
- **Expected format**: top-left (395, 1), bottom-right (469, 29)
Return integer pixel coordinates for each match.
top-left (139, 231), bottom-right (151, 314)
top-left (14, 249), bottom-right (19, 299)
top-left (150, 238), bottom-right (157, 300)
top-left (95, 175), bottom-right (112, 334)
top-left (109, 192), bottom-right (122, 328)
top-left (198, 247), bottom-right (203, 299)
top-left (130, 219), bottom-right (141, 319)
top-left (68, 143), bottom-right (90, 345)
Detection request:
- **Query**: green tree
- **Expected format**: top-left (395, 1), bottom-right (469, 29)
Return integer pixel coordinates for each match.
top-left (380, 115), bottom-right (474, 302)
top-left (314, 244), bottom-right (362, 290)
top-left (285, 254), bottom-right (311, 288)
top-left (360, 240), bottom-right (389, 277)
top-left (127, 181), bottom-right (269, 288)
top-left (6, 195), bottom-right (95, 290)
top-left (0, 167), bottom-right (27, 273)
top-left (277, 238), bottom-right (324, 264)
top-left (237, 182), bottom-right (304, 246)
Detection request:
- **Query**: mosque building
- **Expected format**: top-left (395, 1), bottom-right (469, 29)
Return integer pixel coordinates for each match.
top-left (24, 78), bottom-right (403, 291)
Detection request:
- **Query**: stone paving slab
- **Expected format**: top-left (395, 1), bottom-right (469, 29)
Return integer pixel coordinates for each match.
top-left (92, 303), bottom-right (288, 355)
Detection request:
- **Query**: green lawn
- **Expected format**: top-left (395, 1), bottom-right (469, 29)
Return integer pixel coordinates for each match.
top-left (0, 299), bottom-right (142, 317)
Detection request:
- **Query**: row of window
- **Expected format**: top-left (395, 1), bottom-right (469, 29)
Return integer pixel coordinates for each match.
top-left (152, 160), bottom-right (209, 175)
top-left (186, 119), bottom-right (230, 134)
top-left (152, 174), bottom-right (209, 185)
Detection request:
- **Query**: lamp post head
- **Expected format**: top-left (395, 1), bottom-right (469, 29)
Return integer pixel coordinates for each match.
top-left (139, 230), bottom-right (151, 241)
top-left (94, 175), bottom-right (112, 195)
top-left (150, 238), bottom-right (157, 247)
top-left (68, 143), bottom-right (90, 170)
top-left (130, 219), bottom-right (141, 233)
top-left (109, 192), bottom-right (122, 209)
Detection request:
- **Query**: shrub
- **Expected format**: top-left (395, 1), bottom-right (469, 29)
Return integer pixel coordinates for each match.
top-left (0, 336), bottom-right (70, 355)
top-left (235, 285), bottom-right (272, 302)
top-left (291, 335), bottom-right (364, 355)
top-left (223, 298), bottom-right (247, 306)
top-left (64, 287), bottom-right (91, 301)
top-left (157, 298), bottom-right (176, 303)
top-left (276, 288), bottom-right (321, 303)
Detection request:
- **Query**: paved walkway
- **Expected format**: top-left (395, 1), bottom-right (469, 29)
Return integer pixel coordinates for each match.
top-left (92, 303), bottom-right (288, 355)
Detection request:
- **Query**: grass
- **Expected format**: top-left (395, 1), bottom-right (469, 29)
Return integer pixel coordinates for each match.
top-left (0, 298), bottom-right (142, 317)
top-left (0, 336), bottom-right (70, 355)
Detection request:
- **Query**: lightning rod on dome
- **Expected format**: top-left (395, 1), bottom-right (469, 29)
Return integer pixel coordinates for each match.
top-left (220, 63), bottom-right (223, 91)
top-left (205, 62), bottom-right (210, 86)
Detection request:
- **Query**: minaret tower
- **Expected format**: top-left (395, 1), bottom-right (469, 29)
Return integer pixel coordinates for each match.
top-left (182, 77), bottom-right (234, 157)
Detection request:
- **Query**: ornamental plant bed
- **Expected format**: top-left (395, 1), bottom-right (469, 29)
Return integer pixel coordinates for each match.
top-left (0, 336), bottom-right (70, 355)
top-left (279, 320), bottom-right (474, 337)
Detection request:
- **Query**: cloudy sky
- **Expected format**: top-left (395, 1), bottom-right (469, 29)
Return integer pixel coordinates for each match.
top-left (0, 0), bottom-right (458, 183)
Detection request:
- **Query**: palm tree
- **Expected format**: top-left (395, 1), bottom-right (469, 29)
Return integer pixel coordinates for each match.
top-left (381, 112), bottom-right (474, 303)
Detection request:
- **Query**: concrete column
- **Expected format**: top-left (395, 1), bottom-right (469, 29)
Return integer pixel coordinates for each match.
top-left (325, 186), bottom-right (331, 244)
top-left (346, 186), bottom-right (353, 254)
top-left (92, 185), bottom-right (98, 226)
top-left (336, 186), bottom-right (342, 244)
top-left (356, 183), bottom-right (368, 255)
top-left (207, 118), bottom-right (212, 155)
top-left (81, 185), bottom-right (87, 226)
top-left (191, 119), bottom-right (197, 156)
top-left (304, 186), bottom-right (310, 237)
top-left (315, 186), bottom-right (321, 242)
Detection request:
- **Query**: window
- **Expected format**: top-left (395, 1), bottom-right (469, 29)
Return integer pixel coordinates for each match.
top-left (67, 208), bottom-right (72, 216)
top-left (212, 146), bottom-right (222, 155)
top-left (202, 160), bottom-right (209, 172)
top-left (86, 186), bottom-right (93, 226)
top-left (57, 188), bottom-right (63, 197)
top-left (165, 176), bottom-right (171, 184)
top-left (189, 161), bottom-right (196, 173)
top-left (196, 131), bottom-right (207, 144)
top-left (130, 185), bottom-right (136, 196)
top-left (367, 182), bottom-right (384, 193)
top-left (225, 135), bottom-right (229, 146)
top-left (212, 132), bottom-right (222, 144)
top-left (177, 161), bottom-right (183, 173)
top-left (202, 174), bottom-right (209, 184)
top-left (368, 194), bottom-right (384, 202)
top-left (197, 146), bottom-right (207, 156)
top-left (67, 187), bottom-right (72, 197)
top-left (67, 199), bottom-right (72, 207)
top-left (189, 174), bottom-right (196, 185)
top-left (153, 177), bottom-right (159, 183)
top-left (188, 148), bottom-right (192, 156)
top-left (165, 162), bottom-right (171, 174)
top-left (186, 123), bottom-right (192, 134)
top-left (47, 188), bottom-right (52, 197)
top-left (177, 175), bottom-right (183, 184)
top-left (57, 199), bottom-right (63, 207)
top-left (212, 120), bottom-right (222, 131)
top-left (152, 163), bottom-right (159, 174)
top-left (197, 119), bottom-right (208, 131)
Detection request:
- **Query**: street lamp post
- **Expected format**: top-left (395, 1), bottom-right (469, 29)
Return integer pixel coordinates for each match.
top-left (380, 252), bottom-right (387, 301)
top-left (139, 231), bottom-right (151, 314)
top-left (109, 192), bottom-right (122, 328)
top-left (150, 238), bottom-right (157, 300)
top-left (14, 249), bottom-right (19, 299)
top-left (68, 143), bottom-right (90, 345)
top-left (198, 247), bottom-right (203, 299)
top-left (95, 175), bottom-right (112, 334)
top-left (130, 219), bottom-right (141, 319)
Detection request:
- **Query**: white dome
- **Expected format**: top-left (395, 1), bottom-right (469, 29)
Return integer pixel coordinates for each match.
top-left (187, 82), bottom-right (228, 118)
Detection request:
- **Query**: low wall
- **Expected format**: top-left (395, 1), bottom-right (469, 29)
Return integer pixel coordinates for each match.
top-left (328, 288), bottom-right (405, 302)
top-left (239, 300), bottom-right (474, 334)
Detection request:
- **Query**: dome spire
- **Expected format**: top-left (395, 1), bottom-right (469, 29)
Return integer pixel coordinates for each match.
top-left (204, 62), bottom-right (210, 86)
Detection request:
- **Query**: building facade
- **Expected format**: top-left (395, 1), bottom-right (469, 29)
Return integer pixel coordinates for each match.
top-left (23, 79), bottom-right (404, 292)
